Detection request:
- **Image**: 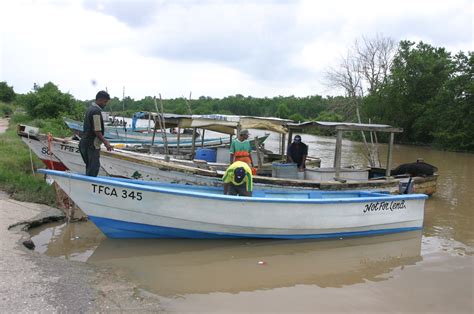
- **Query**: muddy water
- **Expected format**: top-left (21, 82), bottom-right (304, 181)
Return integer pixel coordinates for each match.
top-left (30, 133), bottom-right (473, 312)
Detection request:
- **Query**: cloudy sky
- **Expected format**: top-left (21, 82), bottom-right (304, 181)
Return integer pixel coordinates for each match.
top-left (0, 0), bottom-right (472, 100)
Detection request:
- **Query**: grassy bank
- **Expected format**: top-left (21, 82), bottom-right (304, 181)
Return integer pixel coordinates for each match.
top-left (0, 118), bottom-right (57, 205)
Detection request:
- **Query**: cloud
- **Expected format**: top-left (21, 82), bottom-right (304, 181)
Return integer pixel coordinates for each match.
top-left (83, 0), bottom-right (161, 27)
top-left (82, 1), bottom-right (315, 81)
top-left (1, 0), bottom-right (472, 100)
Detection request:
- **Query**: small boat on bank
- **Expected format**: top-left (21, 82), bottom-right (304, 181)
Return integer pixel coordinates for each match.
top-left (39, 169), bottom-right (428, 239)
top-left (63, 117), bottom-right (231, 146)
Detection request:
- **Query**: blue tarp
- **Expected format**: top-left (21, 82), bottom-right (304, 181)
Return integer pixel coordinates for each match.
top-left (132, 112), bottom-right (146, 130)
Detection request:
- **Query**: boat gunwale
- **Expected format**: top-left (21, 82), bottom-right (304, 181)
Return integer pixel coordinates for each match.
top-left (39, 169), bottom-right (428, 204)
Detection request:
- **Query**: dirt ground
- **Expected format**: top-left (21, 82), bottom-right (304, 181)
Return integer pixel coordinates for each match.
top-left (0, 118), bottom-right (163, 312)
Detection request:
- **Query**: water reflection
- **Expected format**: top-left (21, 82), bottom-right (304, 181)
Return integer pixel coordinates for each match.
top-left (30, 221), bottom-right (104, 261)
top-left (31, 222), bottom-right (422, 296)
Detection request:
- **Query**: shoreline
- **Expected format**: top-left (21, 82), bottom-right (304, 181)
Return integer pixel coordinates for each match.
top-left (0, 190), bottom-right (163, 312)
top-left (0, 117), bottom-right (163, 311)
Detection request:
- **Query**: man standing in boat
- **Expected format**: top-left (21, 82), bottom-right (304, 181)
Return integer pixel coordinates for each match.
top-left (230, 129), bottom-right (254, 167)
top-left (223, 161), bottom-right (253, 196)
top-left (287, 135), bottom-right (308, 171)
top-left (79, 91), bottom-right (114, 177)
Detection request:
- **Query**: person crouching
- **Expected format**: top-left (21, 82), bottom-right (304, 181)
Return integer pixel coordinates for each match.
top-left (223, 161), bottom-right (253, 196)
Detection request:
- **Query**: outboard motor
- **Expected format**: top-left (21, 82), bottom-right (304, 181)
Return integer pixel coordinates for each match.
top-left (399, 177), bottom-right (414, 194)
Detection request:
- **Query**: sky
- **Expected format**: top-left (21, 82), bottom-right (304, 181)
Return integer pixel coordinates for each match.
top-left (0, 0), bottom-right (472, 101)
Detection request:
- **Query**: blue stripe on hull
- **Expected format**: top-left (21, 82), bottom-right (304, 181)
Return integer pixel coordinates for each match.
top-left (89, 216), bottom-right (422, 239)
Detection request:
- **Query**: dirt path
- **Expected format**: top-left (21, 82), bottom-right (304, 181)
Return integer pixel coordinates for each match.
top-left (0, 118), bottom-right (9, 133)
top-left (0, 192), bottom-right (163, 312)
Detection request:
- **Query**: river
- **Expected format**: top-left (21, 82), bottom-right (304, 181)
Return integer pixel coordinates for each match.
top-left (30, 131), bottom-right (473, 313)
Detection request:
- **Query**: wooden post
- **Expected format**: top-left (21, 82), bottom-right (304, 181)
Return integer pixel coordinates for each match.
top-left (254, 136), bottom-right (263, 169)
top-left (287, 130), bottom-right (293, 151)
top-left (191, 127), bottom-right (197, 158)
top-left (159, 94), bottom-right (169, 156)
top-left (334, 130), bottom-right (343, 180)
top-left (177, 127), bottom-right (181, 154)
top-left (280, 133), bottom-right (286, 160)
top-left (151, 115), bottom-right (158, 147)
top-left (386, 132), bottom-right (394, 177)
top-left (201, 129), bottom-right (205, 148)
top-left (147, 112), bottom-right (151, 132)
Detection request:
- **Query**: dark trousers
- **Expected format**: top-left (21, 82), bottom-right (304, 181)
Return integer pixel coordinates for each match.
top-left (228, 183), bottom-right (249, 196)
top-left (79, 138), bottom-right (101, 177)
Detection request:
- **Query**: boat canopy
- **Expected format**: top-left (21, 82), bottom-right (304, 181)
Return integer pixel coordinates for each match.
top-left (288, 121), bottom-right (403, 133)
top-left (288, 121), bottom-right (403, 179)
top-left (186, 115), bottom-right (291, 135)
top-left (144, 113), bottom-right (291, 135)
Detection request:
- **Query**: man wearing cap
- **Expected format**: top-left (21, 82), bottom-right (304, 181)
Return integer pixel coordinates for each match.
top-left (287, 135), bottom-right (308, 171)
top-left (230, 129), bottom-right (254, 167)
top-left (79, 91), bottom-right (114, 176)
top-left (223, 161), bottom-right (253, 196)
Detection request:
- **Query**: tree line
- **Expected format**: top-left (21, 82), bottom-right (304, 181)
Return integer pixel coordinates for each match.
top-left (0, 39), bottom-right (472, 151)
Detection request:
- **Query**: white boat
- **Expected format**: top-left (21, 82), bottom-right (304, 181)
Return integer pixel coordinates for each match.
top-left (19, 132), bottom-right (67, 171)
top-left (17, 125), bottom-right (108, 175)
top-left (39, 169), bottom-right (428, 239)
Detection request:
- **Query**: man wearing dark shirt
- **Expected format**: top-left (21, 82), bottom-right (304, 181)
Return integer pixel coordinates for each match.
top-left (287, 135), bottom-right (308, 170)
top-left (79, 91), bottom-right (114, 176)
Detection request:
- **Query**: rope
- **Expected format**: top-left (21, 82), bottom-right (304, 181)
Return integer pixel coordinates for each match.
top-left (27, 132), bottom-right (35, 175)
top-left (47, 132), bottom-right (55, 170)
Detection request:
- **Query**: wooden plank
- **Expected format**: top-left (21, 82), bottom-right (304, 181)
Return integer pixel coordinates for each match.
top-left (191, 127), bottom-right (197, 159)
top-left (385, 132), bottom-right (394, 176)
top-left (334, 130), bottom-right (343, 179)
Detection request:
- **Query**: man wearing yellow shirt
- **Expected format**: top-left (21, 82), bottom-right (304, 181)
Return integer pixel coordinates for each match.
top-left (223, 161), bottom-right (253, 196)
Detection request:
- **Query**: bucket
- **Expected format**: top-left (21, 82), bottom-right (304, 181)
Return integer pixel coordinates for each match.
top-left (272, 162), bottom-right (298, 179)
top-left (195, 148), bottom-right (217, 162)
top-left (399, 178), bottom-right (414, 194)
top-left (297, 170), bottom-right (305, 180)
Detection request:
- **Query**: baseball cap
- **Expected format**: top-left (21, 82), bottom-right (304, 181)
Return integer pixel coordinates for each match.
top-left (239, 129), bottom-right (249, 136)
top-left (234, 167), bottom-right (246, 183)
top-left (294, 135), bottom-right (301, 142)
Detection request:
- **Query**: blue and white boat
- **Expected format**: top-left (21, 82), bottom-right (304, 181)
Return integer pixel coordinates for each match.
top-left (39, 169), bottom-right (428, 239)
top-left (64, 118), bottom-right (232, 146)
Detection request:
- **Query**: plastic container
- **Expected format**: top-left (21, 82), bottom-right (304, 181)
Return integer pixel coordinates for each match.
top-left (297, 171), bottom-right (305, 180)
top-left (195, 148), bottom-right (217, 162)
top-left (399, 178), bottom-right (414, 194)
top-left (272, 162), bottom-right (298, 179)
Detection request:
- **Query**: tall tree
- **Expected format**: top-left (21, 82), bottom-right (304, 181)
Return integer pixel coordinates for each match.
top-left (373, 41), bottom-right (454, 143)
top-left (355, 34), bottom-right (397, 94)
top-left (325, 34), bottom-right (397, 166)
top-left (21, 82), bottom-right (77, 118)
top-left (430, 51), bottom-right (474, 151)
top-left (0, 81), bottom-right (15, 103)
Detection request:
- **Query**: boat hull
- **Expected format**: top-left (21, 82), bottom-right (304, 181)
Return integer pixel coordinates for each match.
top-left (20, 136), bottom-right (68, 171)
top-left (88, 215), bottom-right (422, 239)
top-left (41, 170), bottom-right (427, 239)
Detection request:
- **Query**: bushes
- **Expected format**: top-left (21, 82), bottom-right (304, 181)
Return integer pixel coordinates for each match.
top-left (18, 82), bottom-right (82, 119)
top-left (0, 123), bottom-right (56, 205)
top-left (0, 102), bottom-right (13, 117)
top-left (0, 82), bottom-right (15, 103)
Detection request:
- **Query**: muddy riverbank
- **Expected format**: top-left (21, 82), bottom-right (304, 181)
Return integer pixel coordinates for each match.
top-left (0, 191), bottom-right (163, 312)
top-left (0, 117), bottom-right (162, 311)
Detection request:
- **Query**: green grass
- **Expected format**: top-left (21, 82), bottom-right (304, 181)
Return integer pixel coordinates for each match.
top-left (0, 118), bottom-right (57, 205)
top-left (0, 101), bottom-right (14, 117)
top-left (10, 113), bottom-right (73, 138)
